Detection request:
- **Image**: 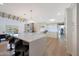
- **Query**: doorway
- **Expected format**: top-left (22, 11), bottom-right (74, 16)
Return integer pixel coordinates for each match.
top-left (57, 23), bottom-right (65, 42)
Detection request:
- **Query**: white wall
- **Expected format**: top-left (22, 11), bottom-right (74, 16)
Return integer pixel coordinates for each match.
top-left (0, 17), bottom-right (25, 33)
top-left (37, 23), bottom-right (58, 38)
top-left (72, 4), bottom-right (77, 56)
top-left (77, 3), bottom-right (79, 56)
top-left (65, 4), bottom-right (77, 55)
top-left (65, 7), bottom-right (73, 55)
top-left (46, 24), bottom-right (58, 38)
top-left (0, 18), bottom-right (5, 33)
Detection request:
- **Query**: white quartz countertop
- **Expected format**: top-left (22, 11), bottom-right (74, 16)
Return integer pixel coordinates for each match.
top-left (16, 33), bottom-right (46, 42)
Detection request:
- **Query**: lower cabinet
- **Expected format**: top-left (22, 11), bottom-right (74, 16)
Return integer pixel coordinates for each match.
top-left (13, 36), bottom-right (47, 56)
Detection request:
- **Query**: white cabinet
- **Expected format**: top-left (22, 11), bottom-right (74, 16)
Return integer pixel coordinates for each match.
top-left (17, 33), bottom-right (47, 56)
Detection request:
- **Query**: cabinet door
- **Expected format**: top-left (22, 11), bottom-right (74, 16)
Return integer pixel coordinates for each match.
top-left (29, 37), bottom-right (47, 56)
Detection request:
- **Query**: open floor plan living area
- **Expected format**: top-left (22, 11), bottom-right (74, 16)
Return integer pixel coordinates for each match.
top-left (0, 3), bottom-right (79, 56)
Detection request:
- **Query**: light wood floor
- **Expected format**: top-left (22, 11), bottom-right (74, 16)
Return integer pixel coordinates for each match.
top-left (45, 37), bottom-right (67, 56)
top-left (0, 41), bottom-right (12, 56)
top-left (0, 37), bottom-right (68, 56)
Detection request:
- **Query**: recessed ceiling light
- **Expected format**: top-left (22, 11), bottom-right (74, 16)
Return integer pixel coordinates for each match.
top-left (61, 25), bottom-right (64, 28)
top-left (57, 12), bottom-right (61, 16)
top-left (50, 19), bottom-right (55, 22)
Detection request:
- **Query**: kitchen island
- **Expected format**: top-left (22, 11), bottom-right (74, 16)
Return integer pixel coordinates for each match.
top-left (15, 33), bottom-right (47, 56)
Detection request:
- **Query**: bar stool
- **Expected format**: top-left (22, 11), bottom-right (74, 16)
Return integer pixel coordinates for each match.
top-left (15, 40), bottom-right (29, 56)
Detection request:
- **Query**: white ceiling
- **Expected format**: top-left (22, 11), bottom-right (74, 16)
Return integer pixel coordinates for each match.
top-left (0, 3), bottom-right (71, 23)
